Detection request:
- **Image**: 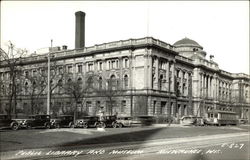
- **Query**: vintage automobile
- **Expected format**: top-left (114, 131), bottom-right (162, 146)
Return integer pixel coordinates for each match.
top-left (74, 116), bottom-right (99, 128)
top-left (12, 118), bottom-right (33, 129)
top-left (238, 118), bottom-right (248, 124)
top-left (0, 114), bottom-right (19, 130)
top-left (98, 115), bottom-right (117, 128)
top-left (180, 116), bottom-right (196, 126)
top-left (25, 114), bottom-right (51, 129)
top-left (116, 116), bottom-right (133, 128)
top-left (50, 115), bottom-right (74, 128)
top-left (131, 115), bottom-right (155, 126)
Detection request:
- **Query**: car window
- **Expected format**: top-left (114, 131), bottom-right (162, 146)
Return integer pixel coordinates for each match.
top-left (68, 117), bottom-right (73, 120)
top-left (0, 115), bottom-right (5, 119)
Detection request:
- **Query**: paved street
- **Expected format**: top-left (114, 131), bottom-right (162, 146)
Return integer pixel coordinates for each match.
top-left (0, 125), bottom-right (249, 160)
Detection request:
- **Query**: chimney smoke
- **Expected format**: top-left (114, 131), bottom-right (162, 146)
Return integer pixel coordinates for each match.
top-left (75, 11), bottom-right (85, 49)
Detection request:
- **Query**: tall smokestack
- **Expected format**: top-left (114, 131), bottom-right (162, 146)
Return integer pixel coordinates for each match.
top-left (75, 11), bottom-right (85, 49)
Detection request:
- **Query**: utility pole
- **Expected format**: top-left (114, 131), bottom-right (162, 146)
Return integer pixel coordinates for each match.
top-left (47, 39), bottom-right (52, 115)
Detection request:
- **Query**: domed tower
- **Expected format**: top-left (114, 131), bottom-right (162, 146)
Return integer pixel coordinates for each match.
top-left (173, 37), bottom-right (206, 59)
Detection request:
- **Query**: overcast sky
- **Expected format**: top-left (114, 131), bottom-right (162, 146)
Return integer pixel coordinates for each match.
top-left (1, 1), bottom-right (249, 74)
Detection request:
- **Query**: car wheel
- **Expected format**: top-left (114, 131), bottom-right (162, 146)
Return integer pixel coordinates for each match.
top-left (101, 122), bottom-right (106, 128)
top-left (98, 122), bottom-right (106, 128)
top-left (45, 123), bottom-right (51, 129)
top-left (55, 123), bottom-right (60, 129)
top-left (26, 124), bottom-right (32, 129)
top-left (11, 123), bottom-right (19, 130)
top-left (83, 123), bottom-right (88, 129)
top-left (118, 123), bottom-right (123, 128)
top-left (69, 122), bottom-right (74, 128)
top-left (112, 122), bottom-right (117, 128)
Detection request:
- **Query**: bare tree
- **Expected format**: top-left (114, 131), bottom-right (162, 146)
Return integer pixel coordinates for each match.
top-left (63, 74), bottom-right (95, 122)
top-left (96, 75), bottom-right (125, 116)
top-left (0, 42), bottom-right (27, 117)
top-left (20, 60), bottom-right (65, 115)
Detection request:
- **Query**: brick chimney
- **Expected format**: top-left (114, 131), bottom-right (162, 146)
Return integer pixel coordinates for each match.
top-left (75, 11), bottom-right (85, 49)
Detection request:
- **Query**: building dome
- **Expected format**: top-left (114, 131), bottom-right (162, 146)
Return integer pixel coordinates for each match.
top-left (173, 37), bottom-right (202, 48)
top-left (173, 37), bottom-right (205, 58)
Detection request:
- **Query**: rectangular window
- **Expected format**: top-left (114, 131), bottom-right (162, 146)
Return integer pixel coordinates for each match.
top-left (68, 66), bottom-right (73, 73)
top-left (59, 67), bottom-right (63, 73)
top-left (111, 60), bottom-right (116, 69)
top-left (77, 64), bottom-right (83, 73)
top-left (87, 63), bottom-right (93, 71)
top-left (25, 71), bottom-right (29, 77)
top-left (124, 58), bottom-right (129, 68)
top-left (160, 102), bottom-right (166, 114)
top-left (107, 60), bottom-right (111, 70)
top-left (96, 101), bottom-right (101, 108)
top-left (41, 69), bottom-right (45, 75)
top-left (98, 62), bottom-right (103, 70)
top-left (153, 101), bottom-right (157, 115)
top-left (33, 70), bottom-right (37, 76)
top-left (86, 101), bottom-right (91, 113)
top-left (121, 100), bottom-right (126, 112)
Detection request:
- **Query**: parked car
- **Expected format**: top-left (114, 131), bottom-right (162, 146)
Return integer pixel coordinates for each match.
top-left (50, 115), bottom-right (74, 128)
top-left (0, 114), bottom-right (19, 130)
top-left (12, 118), bottom-right (33, 129)
top-left (25, 114), bottom-right (51, 129)
top-left (74, 116), bottom-right (99, 128)
top-left (238, 118), bottom-right (248, 124)
top-left (131, 115), bottom-right (155, 126)
top-left (180, 116), bottom-right (196, 126)
top-left (116, 116), bottom-right (133, 128)
top-left (193, 117), bottom-right (205, 126)
top-left (98, 115), bottom-right (117, 128)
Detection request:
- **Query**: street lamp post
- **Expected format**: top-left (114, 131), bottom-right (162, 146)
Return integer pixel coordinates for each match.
top-left (47, 39), bottom-right (52, 115)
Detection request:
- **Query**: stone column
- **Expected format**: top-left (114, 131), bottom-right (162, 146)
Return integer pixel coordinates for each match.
top-left (186, 72), bottom-right (189, 96)
top-left (179, 70), bottom-right (183, 96)
top-left (166, 60), bottom-right (170, 91)
top-left (154, 57), bottom-right (159, 90)
top-left (200, 73), bottom-right (204, 98)
top-left (148, 54), bottom-right (153, 90)
top-left (144, 54), bottom-right (148, 89)
top-left (211, 76), bottom-right (215, 99)
top-left (119, 57), bottom-right (123, 88)
top-left (129, 51), bottom-right (133, 89)
top-left (208, 75), bottom-right (211, 98)
top-left (171, 61), bottom-right (175, 92)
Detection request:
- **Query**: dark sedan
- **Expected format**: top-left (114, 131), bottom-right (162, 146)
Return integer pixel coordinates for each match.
top-left (50, 115), bottom-right (74, 128)
top-left (0, 114), bottom-right (19, 130)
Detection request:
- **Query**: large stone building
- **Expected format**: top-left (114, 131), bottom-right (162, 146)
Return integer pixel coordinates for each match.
top-left (0, 12), bottom-right (249, 121)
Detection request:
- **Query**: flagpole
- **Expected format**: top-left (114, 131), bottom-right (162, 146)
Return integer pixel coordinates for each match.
top-left (47, 39), bottom-right (52, 115)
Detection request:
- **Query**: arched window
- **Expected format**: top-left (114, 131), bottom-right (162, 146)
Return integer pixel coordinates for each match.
top-left (68, 78), bottom-right (72, 82)
top-left (124, 75), bottom-right (128, 89)
top-left (159, 74), bottom-right (164, 90)
top-left (109, 75), bottom-right (116, 90)
top-left (25, 82), bottom-right (29, 94)
top-left (32, 81), bottom-right (37, 93)
top-left (2, 85), bottom-right (5, 95)
top-left (87, 76), bottom-right (94, 88)
top-left (77, 77), bottom-right (82, 83)
top-left (58, 79), bottom-right (63, 86)
top-left (32, 81), bottom-right (36, 86)
top-left (99, 77), bottom-right (103, 90)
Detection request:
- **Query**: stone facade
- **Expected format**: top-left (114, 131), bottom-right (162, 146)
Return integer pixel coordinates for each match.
top-left (0, 37), bottom-right (249, 121)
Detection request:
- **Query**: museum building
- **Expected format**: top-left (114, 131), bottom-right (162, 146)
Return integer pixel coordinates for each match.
top-left (0, 11), bottom-right (249, 121)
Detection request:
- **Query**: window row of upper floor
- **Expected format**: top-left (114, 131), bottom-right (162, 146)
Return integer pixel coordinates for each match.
top-left (0, 58), bottom-right (130, 80)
